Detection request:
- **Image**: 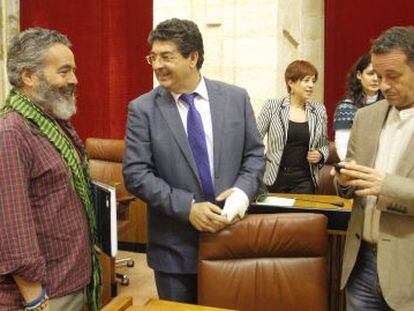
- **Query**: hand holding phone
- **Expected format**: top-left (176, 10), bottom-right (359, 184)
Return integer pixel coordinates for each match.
top-left (333, 162), bottom-right (353, 188)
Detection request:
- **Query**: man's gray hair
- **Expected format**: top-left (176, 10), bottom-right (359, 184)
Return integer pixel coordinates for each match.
top-left (7, 27), bottom-right (71, 87)
top-left (371, 26), bottom-right (414, 68)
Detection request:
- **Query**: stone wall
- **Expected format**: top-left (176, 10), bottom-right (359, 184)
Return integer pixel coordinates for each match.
top-left (0, 0), bottom-right (19, 107)
top-left (153, 0), bottom-right (324, 114)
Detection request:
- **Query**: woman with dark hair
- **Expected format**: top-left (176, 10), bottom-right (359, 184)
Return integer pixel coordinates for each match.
top-left (333, 53), bottom-right (383, 159)
top-left (257, 60), bottom-right (329, 194)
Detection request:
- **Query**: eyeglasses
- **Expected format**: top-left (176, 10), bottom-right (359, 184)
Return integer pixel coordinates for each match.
top-left (145, 53), bottom-right (178, 65)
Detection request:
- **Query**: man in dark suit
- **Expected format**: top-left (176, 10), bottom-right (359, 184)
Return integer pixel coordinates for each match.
top-left (123, 18), bottom-right (265, 303)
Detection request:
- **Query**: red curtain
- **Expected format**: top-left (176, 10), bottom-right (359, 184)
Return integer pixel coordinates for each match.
top-left (20, 0), bottom-right (153, 140)
top-left (325, 0), bottom-right (414, 137)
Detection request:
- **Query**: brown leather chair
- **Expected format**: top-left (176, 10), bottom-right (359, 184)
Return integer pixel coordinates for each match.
top-left (198, 213), bottom-right (328, 311)
top-left (85, 138), bottom-right (148, 305)
top-left (86, 137), bottom-right (148, 248)
top-left (317, 142), bottom-right (340, 195)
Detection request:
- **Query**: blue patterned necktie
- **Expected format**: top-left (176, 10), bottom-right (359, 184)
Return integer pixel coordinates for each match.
top-left (180, 93), bottom-right (215, 202)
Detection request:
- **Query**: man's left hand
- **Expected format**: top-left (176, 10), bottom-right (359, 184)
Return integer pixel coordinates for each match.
top-left (339, 162), bottom-right (385, 196)
top-left (216, 188), bottom-right (248, 222)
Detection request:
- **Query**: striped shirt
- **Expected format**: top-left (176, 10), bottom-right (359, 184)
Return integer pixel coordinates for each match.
top-left (257, 97), bottom-right (329, 186)
top-left (0, 112), bottom-right (91, 310)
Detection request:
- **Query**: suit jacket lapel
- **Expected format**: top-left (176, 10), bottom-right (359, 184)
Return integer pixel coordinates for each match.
top-left (205, 78), bottom-right (225, 181)
top-left (306, 102), bottom-right (317, 147)
top-left (364, 102), bottom-right (390, 167)
top-left (155, 88), bottom-right (200, 183)
top-left (279, 98), bottom-right (290, 143)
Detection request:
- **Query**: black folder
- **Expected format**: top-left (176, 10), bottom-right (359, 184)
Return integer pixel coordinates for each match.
top-left (92, 181), bottom-right (118, 257)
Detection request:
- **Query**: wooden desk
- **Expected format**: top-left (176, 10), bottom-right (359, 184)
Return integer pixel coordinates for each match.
top-left (102, 297), bottom-right (237, 311)
top-left (125, 299), bottom-right (236, 310)
top-left (101, 295), bottom-right (132, 311)
top-left (249, 193), bottom-right (352, 232)
top-left (249, 193), bottom-right (351, 311)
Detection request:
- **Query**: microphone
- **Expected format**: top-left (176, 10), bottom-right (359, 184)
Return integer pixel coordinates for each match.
top-left (257, 193), bottom-right (344, 208)
top-left (290, 196), bottom-right (344, 208)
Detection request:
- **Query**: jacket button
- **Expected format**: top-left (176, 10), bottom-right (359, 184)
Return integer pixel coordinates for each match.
top-left (355, 233), bottom-right (361, 239)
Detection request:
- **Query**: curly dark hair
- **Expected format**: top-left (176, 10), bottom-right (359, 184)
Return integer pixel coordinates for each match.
top-left (345, 53), bottom-right (383, 108)
top-left (148, 18), bottom-right (204, 70)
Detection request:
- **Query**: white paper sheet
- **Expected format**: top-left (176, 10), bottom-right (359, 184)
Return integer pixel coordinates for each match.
top-left (255, 196), bottom-right (295, 207)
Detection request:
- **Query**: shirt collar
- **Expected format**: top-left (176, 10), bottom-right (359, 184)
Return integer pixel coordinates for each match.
top-left (171, 76), bottom-right (209, 104)
top-left (366, 93), bottom-right (379, 105)
top-left (399, 106), bottom-right (414, 120)
top-left (283, 96), bottom-right (313, 111)
top-left (389, 105), bottom-right (414, 121)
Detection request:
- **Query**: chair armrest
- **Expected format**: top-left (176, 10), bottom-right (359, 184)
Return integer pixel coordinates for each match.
top-left (117, 195), bottom-right (136, 205)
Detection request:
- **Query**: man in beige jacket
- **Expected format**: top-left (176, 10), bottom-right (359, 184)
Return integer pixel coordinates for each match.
top-left (334, 26), bottom-right (414, 311)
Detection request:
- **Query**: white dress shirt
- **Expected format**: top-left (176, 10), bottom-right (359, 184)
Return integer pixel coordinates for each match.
top-left (363, 106), bottom-right (414, 243)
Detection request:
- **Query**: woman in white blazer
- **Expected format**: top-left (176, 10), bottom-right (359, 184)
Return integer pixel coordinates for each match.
top-left (257, 60), bottom-right (329, 194)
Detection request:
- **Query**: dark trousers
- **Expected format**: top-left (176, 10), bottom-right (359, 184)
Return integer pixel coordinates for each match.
top-left (346, 241), bottom-right (392, 310)
top-left (154, 271), bottom-right (197, 304)
top-left (268, 166), bottom-right (315, 194)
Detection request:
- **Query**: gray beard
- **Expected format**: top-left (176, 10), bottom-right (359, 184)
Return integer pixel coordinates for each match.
top-left (31, 75), bottom-right (77, 121)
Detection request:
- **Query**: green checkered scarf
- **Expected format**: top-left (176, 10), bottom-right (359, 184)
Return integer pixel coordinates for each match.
top-left (2, 89), bottom-right (101, 311)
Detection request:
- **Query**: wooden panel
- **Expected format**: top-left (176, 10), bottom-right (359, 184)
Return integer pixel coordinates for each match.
top-left (102, 296), bottom-right (133, 311)
top-left (135, 200), bottom-right (148, 244)
top-left (327, 235), bottom-right (346, 311)
top-left (145, 299), bottom-right (237, 310)
top-left (100, 253), bottom-right (116, 307)
top-left (118, 199), bottom-right (147, 245)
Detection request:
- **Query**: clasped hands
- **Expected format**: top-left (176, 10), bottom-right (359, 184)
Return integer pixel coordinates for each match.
top-left (330, 160), bottom-right (385, 196)
top-left (189, 188), bottom-right (247, 233)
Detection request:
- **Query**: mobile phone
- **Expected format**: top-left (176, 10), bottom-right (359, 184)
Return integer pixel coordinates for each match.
top-left (333, 163), bottom-right (344, 173)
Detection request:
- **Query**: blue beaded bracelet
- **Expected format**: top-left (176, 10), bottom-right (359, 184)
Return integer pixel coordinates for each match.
top-left (24, 288), bottom-right (46, 308)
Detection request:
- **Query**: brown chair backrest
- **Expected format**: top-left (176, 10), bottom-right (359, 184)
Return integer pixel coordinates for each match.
top-left (86, 138), bottom-right (129, 305)
top-left (317, 142), bottom-right (340, 195)
top-left (86, 138), bottom-right (130, 199)
top-left (86, 137), bottom-right (135, 236)
top-left (198, 213), bottom-right (328, 311)
top-left (86, 138), bottom-right (148, 247)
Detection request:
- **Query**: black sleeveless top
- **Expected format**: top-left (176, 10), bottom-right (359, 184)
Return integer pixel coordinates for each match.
top-left (279, 120), bottom-right (310, 170)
